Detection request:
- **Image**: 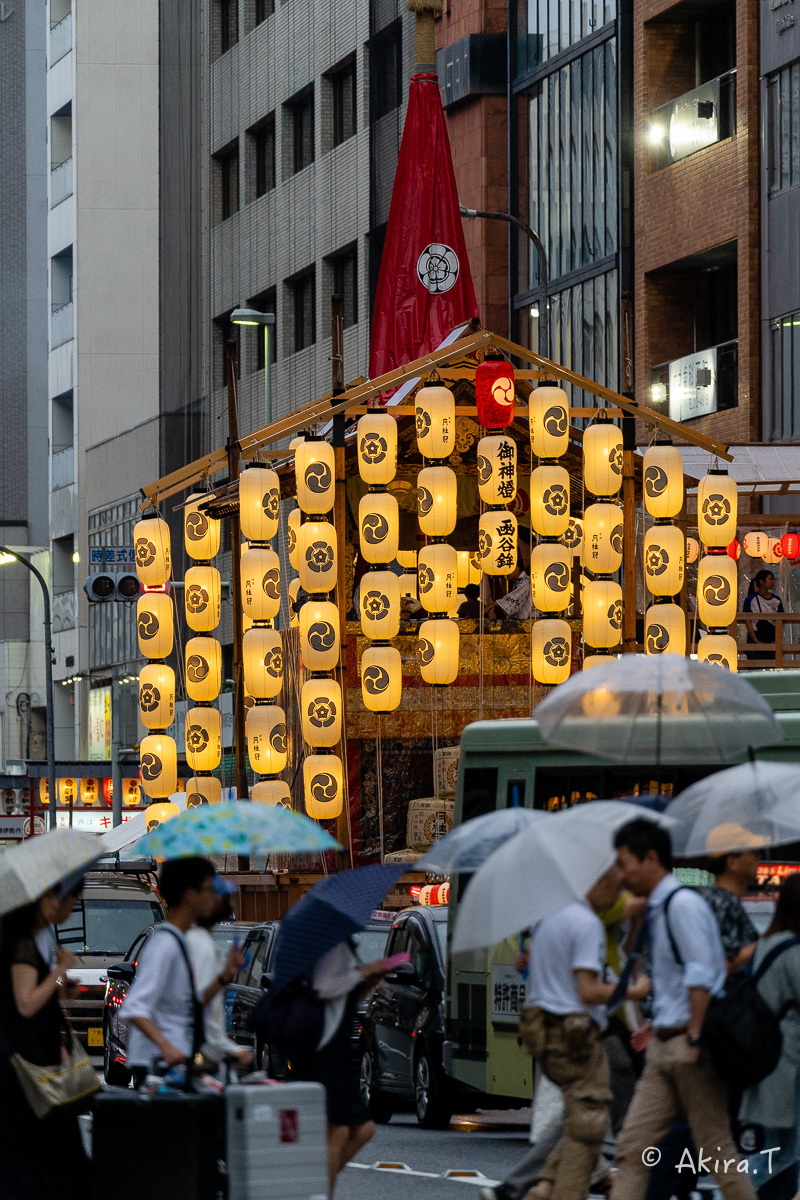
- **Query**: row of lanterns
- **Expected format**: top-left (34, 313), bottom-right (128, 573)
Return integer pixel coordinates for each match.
top-left (39, 777), bottom-right (142, 807)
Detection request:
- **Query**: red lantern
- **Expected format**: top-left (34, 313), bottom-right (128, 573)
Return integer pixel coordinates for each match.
top-left (102, 779), bottom-right (113, 807)
top-left (475, 360), bottom-right (516, 429)
top-left (782, 532), bottom-right (800, 560)
top-left (726, 539), bottom-right (741, 561)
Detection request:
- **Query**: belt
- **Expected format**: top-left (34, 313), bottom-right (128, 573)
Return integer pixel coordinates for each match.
top-left (654, 1025), bottom-right (688, 1042)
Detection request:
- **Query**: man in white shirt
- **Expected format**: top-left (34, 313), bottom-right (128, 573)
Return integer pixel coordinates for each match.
top-left (611, 819), bottom-right (756, 1200)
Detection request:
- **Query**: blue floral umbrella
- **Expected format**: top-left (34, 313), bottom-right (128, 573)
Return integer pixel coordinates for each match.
top-left (127, 801), bottom-right (340, 860)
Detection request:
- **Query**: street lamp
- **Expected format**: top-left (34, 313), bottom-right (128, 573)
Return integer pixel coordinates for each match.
top-left (231, 302), bottom-right (276, 423)
top-left (0, 545), bottom-right (56, 831)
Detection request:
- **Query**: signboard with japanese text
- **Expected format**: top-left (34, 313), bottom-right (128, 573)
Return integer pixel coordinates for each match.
top-left (88, 686), bottom-right (112, 761)
top-left (669, 347), bottom-right (718, 422)
top-left (490, 963), bottom-right (526, 1027)
top-left (89, 546), bottom-right (135, 566)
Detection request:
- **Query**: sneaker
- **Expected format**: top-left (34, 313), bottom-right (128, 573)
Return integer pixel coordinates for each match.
top-left (479, 1188), bottom-right (512, 1200)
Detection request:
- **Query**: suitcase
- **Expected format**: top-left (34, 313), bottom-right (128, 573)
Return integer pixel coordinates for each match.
top-left (91, 1089), bottom-right (225, 1200)
top-left (225, 1082), bottom-right (328, 1200)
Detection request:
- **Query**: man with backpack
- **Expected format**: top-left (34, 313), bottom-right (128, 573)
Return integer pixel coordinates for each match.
top-left (610, 819), bottom-right (756, 1200)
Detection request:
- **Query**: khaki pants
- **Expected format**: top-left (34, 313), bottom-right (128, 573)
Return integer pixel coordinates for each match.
top-left (535, 1015), bottom-right (612, 1200)
top-left (611, 1036), bottom-right (757, 1200)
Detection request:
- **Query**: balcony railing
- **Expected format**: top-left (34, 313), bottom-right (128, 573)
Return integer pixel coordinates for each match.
top-left (51, 447), bottom-right (75, 490)
top-left (50, 157), bottom-right (73, 208)
top-left (648, 70), bottom-right (736, 169)
top-left (51, 301), bottom-right (74, 349)
top-left (649, 339), bottom-right (738, 422)
top-left (49, 11), bottom-right (72, 66)
top-left (52, 589), bottom-right (77, 633)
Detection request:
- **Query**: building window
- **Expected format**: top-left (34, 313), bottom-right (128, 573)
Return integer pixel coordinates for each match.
top-left (255, 0), bottom-right (273, 24)
top-left (286, 269), bottom-right (316, 353)
top-left (250, 288), bottom-right (277, 370)
top-left (214, 0), bottom-right (239, 57)
top-left (326, 245), bottom-right (358, 328)
top-left (767, 62), bottom-right (800, 195)
top-left (213, 141), bottom-right (239, 223)
top-left (248, 114), bottom-right (275, 199)
top-left (284, 87), bottom-right (315, 176)
top-left (770, 310), bottom-right (800, 439)
top-left (330, 57), bottom-right (357, 147)
top-left (371, 25), bottom-right (402, 119)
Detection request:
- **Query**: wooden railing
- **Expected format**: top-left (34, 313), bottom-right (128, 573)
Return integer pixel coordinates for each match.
top-left (695, 612), bottom-right (800, 670)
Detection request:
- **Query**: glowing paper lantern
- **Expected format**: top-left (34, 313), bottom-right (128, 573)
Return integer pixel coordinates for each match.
top-left (697, 554), bottom-right (738, 628)
top-left (644, 525), bottom-right (685, 597)
top-left (584, 421), bottom-right (623, 497)
top-left (727, 540), bottom-right (741, 561)
top-left (240, 465), bottom-right (280, 543)
top-left (361, 645), bottom-right (402, 712)
top-left (134, 516), bottom-right (171, 586)
top-left (582, 504), bottom-right (623, 575)
top-left (782, 532), bottom-right (800, 560)
top-left (137, 591), bottom-right (174, 660)
top-left (698, 634), bottom-right (738, 671)
top-left (184, 494), bottom-right (221, 560)
top-left (186, 776), bottom-right (222, 806)
top-left (415, 385), bottom-right (455, 460)
top-left (530, 465), bottom-right (570, 538)
top-left (140, 733), bottom-right (178, 799)
top-left (58, 777), bottom-right (77, 807)
top-left (477, 435), bottom-right (517, 506)
top-left (529, 386), bottom-right (569, 459)
top-left (563, 518), bottom-right (583, 558)
top-left (478, 511), bottom-right (518, 576)
top-left (644, 603), bottom-right (686, 656)
top-left (396, 550), bottom-right (417, 570)
top-left (531, 542), bottom-right (572, 612)
top-left (185, 636), bottom-right (222, 702)
top-left (476, 360), bottom-right (516, 429)
top-left (185, 707), bottom-right (222, 772)
top-left (304, 754), bottom-right (344, 820)
top-left (583, 580), bottom-right (622, 649)
top-left (697, 472), bottom-right (737, 548)
top-left (686, 537), bottom-right (700, 564)
top-left (419, 618), bottom-right (460, 685)
top-left (300, 598), bottom-right (340, 671)
top-left (532, 618), bottom-right (572, 685)
top-left (359, 571), bottom-right (401, 640)
top-left (642, 446), bottom-right (684, 519)
top-left (418, 543), bottom-right (459, 612)
top-left (763, 538), bottom-right (786, 565)
top-left (139, 663), bottom-right (176, 730)
top-left (122, 779), bottom-right (141, 807)
top-left (287, 509), bottom-right (301, 569)
top-left (297, 521), bottom-right (337, 592)
top-left (252, 780), bottom-right (291, 806)
top-left (583, 653), bottom-right (615, 671)
top-left (241, 546), bottom-right (281, 622)
top-left (288, 578), bottom-right (301, 627)
top-left (246, 704), bottom-right (288, 774)
top-left (145, 800), bottom-right (180, 830)
top-left (417, 466), bottom-right (457, 537)
top-left (358, 493), bottom-right (399, 564)
top-left (743, 531), bottom-right (770, 558)
top-left (357, 413), bottom-right (397, 485)
top-left (302, 679), bottom-right (342, 748)
top-left (80, 778), bottom-right (100, 807)
top-left (185, 565), bottom-right (221, 633)
top-left (243, 627), bottom-right (283, 700)
top-left (295, 440), bottom-right (335, 514)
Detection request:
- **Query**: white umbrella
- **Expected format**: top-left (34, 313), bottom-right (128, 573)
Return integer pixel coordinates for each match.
top-left (534, 655), bottom-right (783, 765)
top-left (417, 808), bottom-right (549, 874)
top-left (553, 799), bottom-right (675, 832)
top-left (0, 828), bottom-right (101, 917)
top-left (665, 761), bottom-right (800, 857)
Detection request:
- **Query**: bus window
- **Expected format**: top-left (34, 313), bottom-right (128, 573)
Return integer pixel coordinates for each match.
top-left (462, 767), bottom-right (499, 821)
top-left (506, 780), bottom-right (526, 808)
top-left (533, 766), bottom-right (714, 811)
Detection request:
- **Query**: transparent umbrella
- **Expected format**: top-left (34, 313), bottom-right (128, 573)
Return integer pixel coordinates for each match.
top-left (665, 760), bottom-right (800, 857)
top-left (534, 656), bottom-right (783, 765)
top-left (417, 808), bottom-right (549, 874)
top-left (0, 828), bottom-right (101, 918)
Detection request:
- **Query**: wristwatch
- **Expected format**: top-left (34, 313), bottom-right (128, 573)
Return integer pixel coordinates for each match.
top-left (686, 1033), bottom-right (702, 1048)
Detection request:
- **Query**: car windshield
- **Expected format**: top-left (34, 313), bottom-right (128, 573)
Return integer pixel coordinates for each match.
top-left (57, 899), bottom-right (163, 955)
top-left (211, 926), bottom-right (246, 957)
top-left (352, 928), bottom-right (390, 964)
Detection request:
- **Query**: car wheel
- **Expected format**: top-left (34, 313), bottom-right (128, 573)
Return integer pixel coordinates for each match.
top-left (414, 1046), bottom-right (452, 1130)
top-left (103, 1030), bottom-right (131, 1088)
top-left (360, 1046), bottom-right (393, 1124)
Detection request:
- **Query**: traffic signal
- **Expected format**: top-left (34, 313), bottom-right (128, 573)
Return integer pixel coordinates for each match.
top-left (83, 572), bottom-right (151, 603)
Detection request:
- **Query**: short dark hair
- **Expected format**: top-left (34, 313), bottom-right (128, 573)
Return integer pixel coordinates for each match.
top-left (613, 818), bottom-right (672, 869)
top-left (159, 857), bottom-right (215, 908)
top-left (767, 874), bottom-right (800, 937)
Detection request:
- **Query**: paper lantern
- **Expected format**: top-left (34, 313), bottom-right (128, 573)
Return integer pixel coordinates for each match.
top-left (134, 516), bottom-right (171, 586)
top-left (642, 446), bottom-right (684, 519)
top-left (252, 780), bottom-right (291, 806)
top-left (644, 525), bottom-right (685, 597)
top-left (697, 554), bottom-right (737, 628)
top-left (698, 633), bottom-right (738, 672)
top-left (240, 547), bottom-right (281, 622)
top-left (298, 598), bottom-right (340, 671)
top-left (415, 385), bottom-right (455, 460)
top-left (763, 538), bottom-right (786, 565)
top-left (686, 537), bottom-right (700, 564)
top-left (357, 413), bottom-right (397, 485)
top-left (295, 440), bottom-right (335, 515)
top-left (582, 503), bottom-right (623, 575)
top-left (530, 465), bottom-right (570, 538)
top-left (288, 509), bottom-right (301, 569)
top-left (583, 653), bottom-right (616, 671)
top-left (478, 511), bottom-right (518, 577)
top-left (417, 466), bottom-right (457, 537)
top-left (529, 386), bottom-right (569, 459)
top-left (782, 532), bottom-right (800, 560)
top-left (400, 575), bottom-right (417, 600)
top-left (122, 779), bottom-right (141, 807)
top-left (697, 472), bottom-right (737, 548)
top-left (246, 704), bottom-right (288, 774)
top-left (137, 591), bottom-right (174, 660)
top-left (743, 531), bottom-right (770, 558)
top-left (358, 493), bottom-right (399, 564)
top-left (140, 733), bottom-right (178, 799)
top-left (476, 360), bottom-right (516, 428)
top-left (476, 435), bottom-right (516, 506)
top-left (418, 543), bottom-right (459, 612)
top-left (185, 636), bottom-right (222, 702)
top-left (80, 778), bottom-right (100, 807)
top-left (419, 882), bottom-right (451, 906)
top-left (186, 776), bottom-right (222, 806)
top-left (185, 707), bottom-right (222, 772)
top-left (39, 778), bottom-right (50, 804)
top-left (58, 777), bottom-right (77, 807)
top-left (301, 679), bottom-right (342, 747)
top-left (396, 550), bottom-right (417, 570)
top-left (584, 421), bottom-right (623, 497)
top-left (297, 521), bottom-right (337, 592)
top-left (644, 603), bottom-right (686, 656)
top-left (419, 618), bottom-right (460, 685)
top-left (185, 565), bottom-right (221, 633)
top-left (361, 645), bottom-right (402, 712)
top-left (359, 571), bottom-right (401, 640)
top-left (456, 552), bottom-right (471, 589)
top-left (139, 663), bottom-right (175, 731)
top-left (583, 580), bottom-right (622, 649)
top-left (563, 518), bottom-right (583, 558)
top-left (531, 542), bottom-right (572, 613)
top-left (532, 618), bottom-right (572, 684)
top-left (184, 494), bottom-right (221, 560)
top-left (145, 800), bottom-right (180, 831)
top-left (239, 465), bottom-right (280, 544)
top-left (727, 540), bottom-right (741, 561)
top-left (304, 754), bottom-right (344, 820)
top-left (243, 627), bottom-right (283, 700)
top-left (102, 778), bottom-right (113, 807)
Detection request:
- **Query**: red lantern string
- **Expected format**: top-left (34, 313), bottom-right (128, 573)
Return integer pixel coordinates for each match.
top-left (781, 531), bottom-right (800, 560)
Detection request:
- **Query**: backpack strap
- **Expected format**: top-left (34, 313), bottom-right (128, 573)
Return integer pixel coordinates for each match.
top-left (661, 885), bottom-right (690, 966)
top-left (751, 935), bottom-right (800, 984)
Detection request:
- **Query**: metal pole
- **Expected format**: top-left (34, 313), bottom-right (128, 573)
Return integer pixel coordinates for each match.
top-left (621, 418), bottom-right (637, 654)
top-left (225, 338), bottom-right (249, 816)
top-left (111, 673), bottom-right (122, 828)
top-left (0, 546), bottom-right (57, 831)
top-left (330, 295), bottom-right (352, 870)
top-left (264, 324), bottom-right (271, 424)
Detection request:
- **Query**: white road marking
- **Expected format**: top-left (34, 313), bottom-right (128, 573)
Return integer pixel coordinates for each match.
top-left (346, 1161), bottom-right (501, 1187)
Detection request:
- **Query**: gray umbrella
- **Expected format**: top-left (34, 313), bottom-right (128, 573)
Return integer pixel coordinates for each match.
top-left (417, 807), bottom-right (549, 874)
